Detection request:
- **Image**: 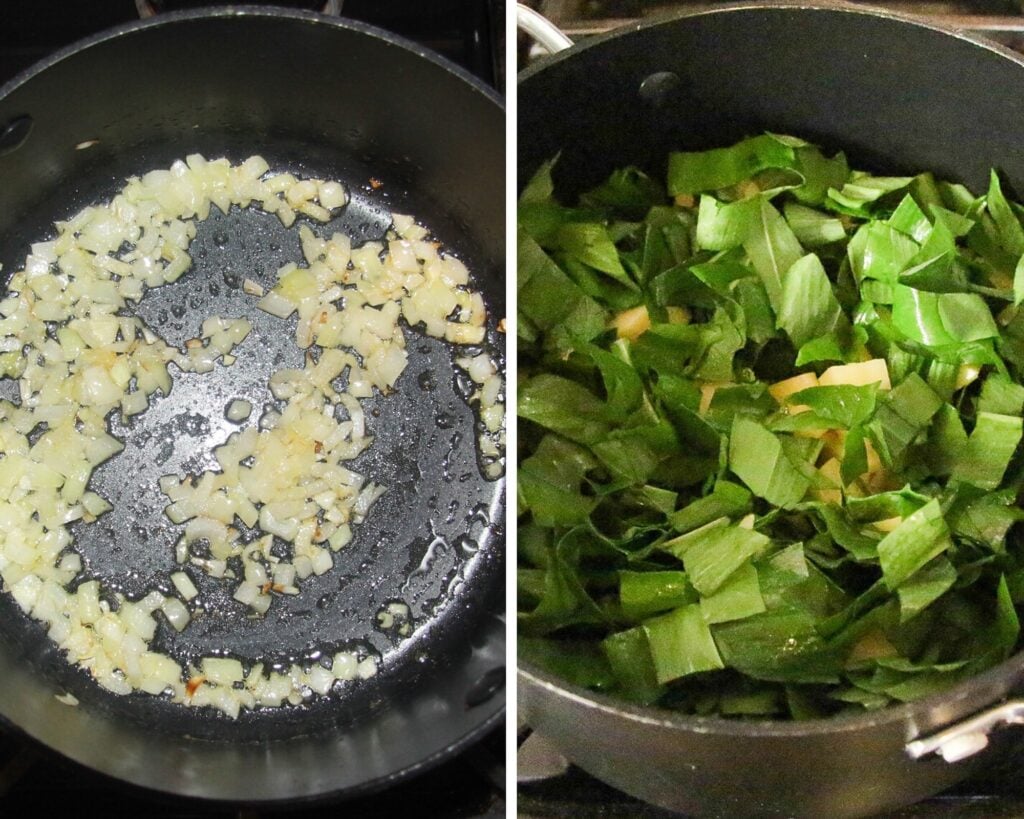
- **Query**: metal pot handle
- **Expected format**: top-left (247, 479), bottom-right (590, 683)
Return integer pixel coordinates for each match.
top-left (906, 699), bottom-right (1024, 763)
top-left (516, 4), bottom-right (574, 55)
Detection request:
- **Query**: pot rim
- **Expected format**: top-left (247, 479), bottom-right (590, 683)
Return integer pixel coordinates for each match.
top-left (518, 0), bottom-right (1024, 741)
top-left (0, 4), bottom-right (502, 110)
top-left (518, 0), bottom-right (1024, 89)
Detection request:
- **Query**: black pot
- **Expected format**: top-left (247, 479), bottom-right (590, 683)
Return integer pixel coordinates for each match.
top-left (517, 3), bottom-right (1024, 816)
top-left (0, 5), bottom-right (505, 802)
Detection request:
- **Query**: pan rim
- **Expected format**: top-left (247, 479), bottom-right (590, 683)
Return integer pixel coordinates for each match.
top-left (0, 4), bottom-right (503, 111)
top-left (517, 0), bottom-right (1024, 742)
top-left (0, 685), bottom-right (507, 804)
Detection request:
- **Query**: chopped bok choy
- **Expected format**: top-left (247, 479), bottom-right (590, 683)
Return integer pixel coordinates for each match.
top-left (518, 134), bottom-right (1024, 718)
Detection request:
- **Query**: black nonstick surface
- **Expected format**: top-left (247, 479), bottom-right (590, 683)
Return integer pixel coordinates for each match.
top-left (0, 7), bottom-right (504, 801)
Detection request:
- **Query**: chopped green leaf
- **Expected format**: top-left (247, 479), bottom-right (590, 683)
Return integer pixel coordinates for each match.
top-left (601, 627), bottom-right (664, 704)
top-left (519, 157), bottom-right (556, 206)
top-left (556, 222), bottom-right (638, 290)
top-left (670, 519), bottom-right (771, 596)
top-left (987, 170), bottom-right (1024, 257)
top-left (784, 202), bottom-right (847, 246)
top-left (592, 421), bottom-right (679, 485)
top-left (700, 562), bottom-right (767, 624)
top-left (713, 607), bottom-right (842, 683)
top-left (695, 195), bottom-right (756, 251)
top-left (877, 499), bottom-right (951, 590)
top-left (520, 638), bottom-right (615, 689)
top-left (867, 373), bottom-right (943, 469)
top-left (828, 175), bottom-right (913, 213)
top-left (581, 166), bottom-right (665, 217)
top-left (644, 605), bottom-right (725, 683)
top-left (947, 486), bottom-right (1024, 551)
top-left (858, 223), bottom-right (920, 284)
top-left (952, 412), bottom-right (1023, 490)
top-left (729, 417), bottom-right (811, 508)
top-left (518, 227), bottom-right (607, 350)
top-left (519, 436), bottom-right (598, 527)
top-left (582, 343), bottom-right (644, 416)
top-left (776, 254), bottom-right (848, 349)
top-left (619, 570), bottom-right (697, 620)
top-left (897, 557), bottom-right (957, 623)
top-left (978, 374), bottom-right (1024, 416)
top-left (788, 384), bottom-right (878, 429)
top-left (668, 135), bottom-right (796, 195)
top-left (518, 374), bottom-right (616, 445)
top-left (518, 531), bottom-right (608, 635)
top-left (669, 480), bottom-right (752, 533)
top-left (743, 197), bottom-right (805, 312)
top-left (888, 194), bottom-right (932, 242)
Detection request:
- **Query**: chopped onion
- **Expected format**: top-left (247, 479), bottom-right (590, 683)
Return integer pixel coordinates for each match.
top-left (256, 291), bottom-right (295, 319)
top-left (0, 154), bottom-right (500, 721)
top-left (202, 657), bottom-right (244, 686)
top-left (171, 571), bottom-right (199, 601)
top-left (242, 278), bottom-right (264, 297)
top-left (161, 598), bottom-right (190, 632)
top-left (225, 399), bottom-right (252, 423)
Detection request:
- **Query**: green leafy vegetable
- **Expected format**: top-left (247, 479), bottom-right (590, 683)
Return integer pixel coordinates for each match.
top-left (777, 254), bottom-right (848, 349)
top-left (952, 412), bottom-right (1023, 489)
top-left (669, 480), bottom-right (751, 533)
top-left (876, 499), bottom-right (951, 589)
top-left (601, 627), bottom-right (664, 703)
top-left (670, 519), bottom-right (771, 596)
top-left (620, 570), bottom-right (697, 620)
top-left (643, 604), bottom-right (724, 683)
top-left (728, 417), bottom-right (810, 508)
top-left (668, 135), bottom-right (796, 195)
top-left (784, 202), bottom-right (847, 247)
top-left (713, 607), bottom-right (841, 683)
top-left (518, 134), bottom-right (1024, 720)
top-left (744, 197), bottom-right (804, 311)
top-left (897, 557), bottom-right (957, 623)
top-left (700, 562), bottom-right (767, 624)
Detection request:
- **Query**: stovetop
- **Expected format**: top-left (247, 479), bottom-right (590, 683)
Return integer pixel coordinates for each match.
top-left (0, 1), bottom-right (504, 816)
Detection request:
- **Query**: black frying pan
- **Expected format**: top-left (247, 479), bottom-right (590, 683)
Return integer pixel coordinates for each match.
top-left (0, 5), bottom-right (505, 801)
top-left (518, 2), bottom-right (1024, 816)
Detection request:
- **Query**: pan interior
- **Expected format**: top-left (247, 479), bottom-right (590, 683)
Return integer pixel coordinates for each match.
top-left (0, 130), bottom-right (505, 745)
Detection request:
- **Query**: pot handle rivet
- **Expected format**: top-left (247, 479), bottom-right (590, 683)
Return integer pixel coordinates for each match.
top-left (906, 699), bottom-right (1024, 762)
top-left (0, 115), bottom-right (33, 156)
top-left (639, 72), bottom-right (682, 109)
top-left (465, 666), bottom-right (505, 708)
